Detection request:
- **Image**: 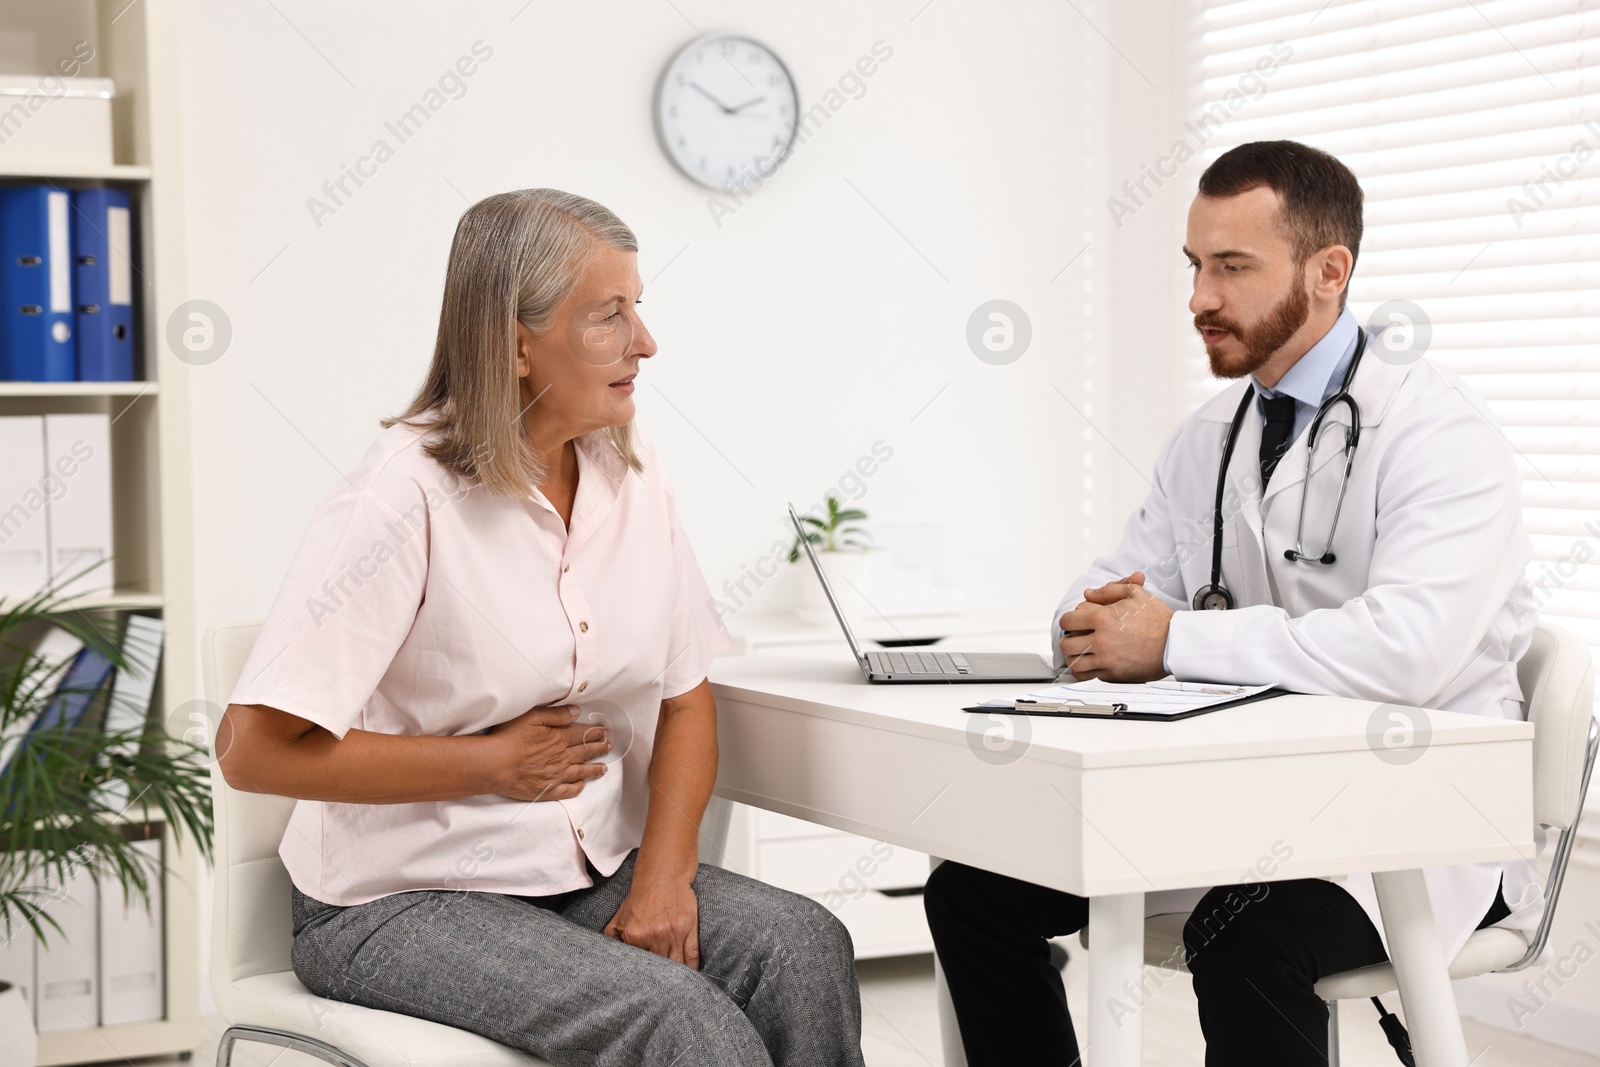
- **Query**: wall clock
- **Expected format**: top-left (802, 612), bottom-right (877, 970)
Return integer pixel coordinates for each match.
top-left (654, 36), bottom-right (798, 190)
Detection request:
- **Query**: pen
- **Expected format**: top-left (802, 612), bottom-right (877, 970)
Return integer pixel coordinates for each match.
top-left (1014, 698), bottom-right (1129, 714)
top-left (1148, 680), bottom-right (1246, 695)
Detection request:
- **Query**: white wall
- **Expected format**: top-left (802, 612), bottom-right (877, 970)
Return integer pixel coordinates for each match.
top-left (1102, 0), bottom-right (1186, 529)
top-left (177, 0), bottom-right (1140, 643)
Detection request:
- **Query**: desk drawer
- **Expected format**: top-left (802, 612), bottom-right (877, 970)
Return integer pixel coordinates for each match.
top-left (754, 808), bottom-right (843, 841)
top-left (757, 835), bottom-right (928, 896)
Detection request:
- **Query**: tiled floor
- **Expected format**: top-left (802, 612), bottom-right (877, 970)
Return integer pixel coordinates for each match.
top-left (140, 951), bottom-right (1600, 1066)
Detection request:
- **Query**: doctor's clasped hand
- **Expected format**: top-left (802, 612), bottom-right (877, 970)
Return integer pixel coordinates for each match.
top-left (1056, 571), bottom-right (1173, 682)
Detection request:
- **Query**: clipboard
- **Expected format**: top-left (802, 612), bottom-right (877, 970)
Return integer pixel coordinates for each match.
top-left (962, 687), bottom-right (1286, 721)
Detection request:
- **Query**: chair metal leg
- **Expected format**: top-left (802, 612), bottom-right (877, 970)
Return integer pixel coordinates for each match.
top-left (1327, 999), bottom-right (1340, 1067)
top-left (218, 1024), bottom-right (372, 1067)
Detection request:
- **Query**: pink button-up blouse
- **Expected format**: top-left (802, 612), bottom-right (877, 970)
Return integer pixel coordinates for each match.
top-left (228, 423), bottom-right (730, 905)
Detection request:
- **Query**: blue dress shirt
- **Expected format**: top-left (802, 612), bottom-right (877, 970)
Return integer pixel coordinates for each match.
top-left (1251, 308), bottom-right (1361, 447)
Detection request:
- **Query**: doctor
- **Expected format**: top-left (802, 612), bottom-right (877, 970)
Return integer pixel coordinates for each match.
top-left (924, 140), bottom-right (1538, 1066)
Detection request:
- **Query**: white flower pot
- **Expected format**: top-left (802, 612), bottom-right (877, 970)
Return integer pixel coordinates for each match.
top-left (0, 982), bottom-right (36, 1067)
top-left (797, 549), bottom-right (875, 625)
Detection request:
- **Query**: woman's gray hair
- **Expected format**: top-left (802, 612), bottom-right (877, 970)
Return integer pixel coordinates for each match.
top-left (384, 188), bottom-right (643, 496)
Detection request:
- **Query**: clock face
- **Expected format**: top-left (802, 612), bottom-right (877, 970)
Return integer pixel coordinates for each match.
top-left (654, 36), bottom-right (799, 191)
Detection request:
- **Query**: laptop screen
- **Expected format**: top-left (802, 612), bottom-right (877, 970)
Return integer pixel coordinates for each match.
top-left (787, 502), bottom-right (867, 666)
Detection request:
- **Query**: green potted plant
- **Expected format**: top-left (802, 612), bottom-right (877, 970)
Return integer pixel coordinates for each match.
top-left (788, 494), bottom-right (873, 622)
top-left (0, 570), bottom-right (214, 1059)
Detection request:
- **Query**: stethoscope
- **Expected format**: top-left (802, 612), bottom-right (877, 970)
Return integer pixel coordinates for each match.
top-left (1192, 328), bottom-right (1367, 611)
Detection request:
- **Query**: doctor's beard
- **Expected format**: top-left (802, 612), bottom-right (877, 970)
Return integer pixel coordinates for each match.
top-left (1196, 276), bottom-right (1311, 379)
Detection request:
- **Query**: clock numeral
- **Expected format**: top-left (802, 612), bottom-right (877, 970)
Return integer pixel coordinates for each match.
top-left (698, 156), bottom-right (707, 171)
top-left (726, 163), bottom-right (736, 178)
top-left (767, 72), bottom-right (783, 88)
top-left (668, 104), bottom-right (678, 118)
top-left (677, 136), bottom-right (686, 147)
top-left (675, 73), bottom-right (685, 86)
top-left (749, 49), bottom-right (763, 63)
top-left (778, 104), bottom-right (788, 117)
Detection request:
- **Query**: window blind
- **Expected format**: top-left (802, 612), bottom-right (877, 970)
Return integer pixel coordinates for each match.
top-left (1179, 0), bottom-right (1600, 693)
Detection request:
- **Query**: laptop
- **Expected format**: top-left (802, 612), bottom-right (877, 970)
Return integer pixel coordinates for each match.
top-left (787, 503), bottom-right (1059, 684)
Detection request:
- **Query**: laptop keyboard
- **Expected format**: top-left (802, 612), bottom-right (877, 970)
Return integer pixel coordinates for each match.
top-left (875, 651), bottom-right (972, 676)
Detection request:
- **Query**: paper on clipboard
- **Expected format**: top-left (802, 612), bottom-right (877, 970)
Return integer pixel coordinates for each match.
top-left (973, 677), bottom-right (1276, 717)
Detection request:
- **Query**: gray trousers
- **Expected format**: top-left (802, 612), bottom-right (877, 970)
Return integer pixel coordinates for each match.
top-left (290, 850), bottom-right (866, 1066)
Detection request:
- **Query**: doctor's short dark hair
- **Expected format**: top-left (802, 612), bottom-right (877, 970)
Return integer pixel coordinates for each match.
top-left (1198, 139), bottom-right (1364, 278)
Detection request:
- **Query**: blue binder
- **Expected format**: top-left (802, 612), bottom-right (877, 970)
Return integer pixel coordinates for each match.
top-left (0, 643), bottom-right (114, 783)
top-left (0, 186), bottom-right (75, 382)
top-left (29, 644), bottom-right (115, 734)
top-left (71, 188), bottom-right (135, 381)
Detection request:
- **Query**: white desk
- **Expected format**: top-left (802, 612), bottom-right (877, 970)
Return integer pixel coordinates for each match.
top-left (709, 654), bottom-right (1536, 1067)
top-left (718, 612), bottom-right (1048, 959)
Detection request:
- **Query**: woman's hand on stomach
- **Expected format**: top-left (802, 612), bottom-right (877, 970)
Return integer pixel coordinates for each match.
top-left (487, 705), bottom-right (611, 802)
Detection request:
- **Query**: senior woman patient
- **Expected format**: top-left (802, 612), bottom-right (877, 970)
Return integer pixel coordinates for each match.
top-left (219, 189), bottom-right (864, 1066)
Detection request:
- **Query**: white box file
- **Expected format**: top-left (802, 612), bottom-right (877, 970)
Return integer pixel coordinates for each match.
top-left (0, 921), bottom-right (35, 1012)
top-left (98, 837), bottom-right (163, 1025)
top-left (34, 863), bottom-right (96, 1031)
top-left (0, 75), bottom-right (114, 169)
top-left (0, 415), bottom-right (48, 599)
top-left (42, 413), bottom-right (112, 598)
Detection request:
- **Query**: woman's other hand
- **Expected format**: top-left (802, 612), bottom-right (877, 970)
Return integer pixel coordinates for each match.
top-left (604, 875), bottom-right (701, 969)
top-left (488, 705), bottom-right (610, 801)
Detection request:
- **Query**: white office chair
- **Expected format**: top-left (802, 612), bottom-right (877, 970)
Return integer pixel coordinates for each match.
top-left (1137, 622), bottom-right (1598, 1065)
top-left (203, 622), bottom-right (738, 1067)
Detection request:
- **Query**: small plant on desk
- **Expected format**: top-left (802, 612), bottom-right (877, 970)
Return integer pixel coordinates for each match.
top-left (788, 493), bottom-right (870, 562)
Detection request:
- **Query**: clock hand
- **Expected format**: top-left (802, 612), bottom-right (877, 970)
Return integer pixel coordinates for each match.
top-left (727, 94), bottom-right (767, 113)
top-left (689, 81), bottom-right (735, 114)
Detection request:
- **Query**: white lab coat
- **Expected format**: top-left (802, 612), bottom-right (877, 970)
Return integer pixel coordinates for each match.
top-left (1053, 341), bottom-right (1541, 963)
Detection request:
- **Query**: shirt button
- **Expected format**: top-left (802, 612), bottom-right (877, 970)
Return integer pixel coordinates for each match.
top-left (563, 563), bottom-right (570, 573)
top-left (579, 621), bottom-right (589, 633)
top-left (577, 828), bottom-right (585, 840)
top-left (577, 681), bottom-right (588, 693)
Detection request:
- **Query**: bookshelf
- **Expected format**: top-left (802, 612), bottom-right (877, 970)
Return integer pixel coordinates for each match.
top-left (0, 381), bottom-right (156, 396)
top-left (0, 1), bottom-right (202, 1063)
top-left (0, 163), bottom-right (152, 182)
top-left (55, 592), bottom-right (165, 613)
